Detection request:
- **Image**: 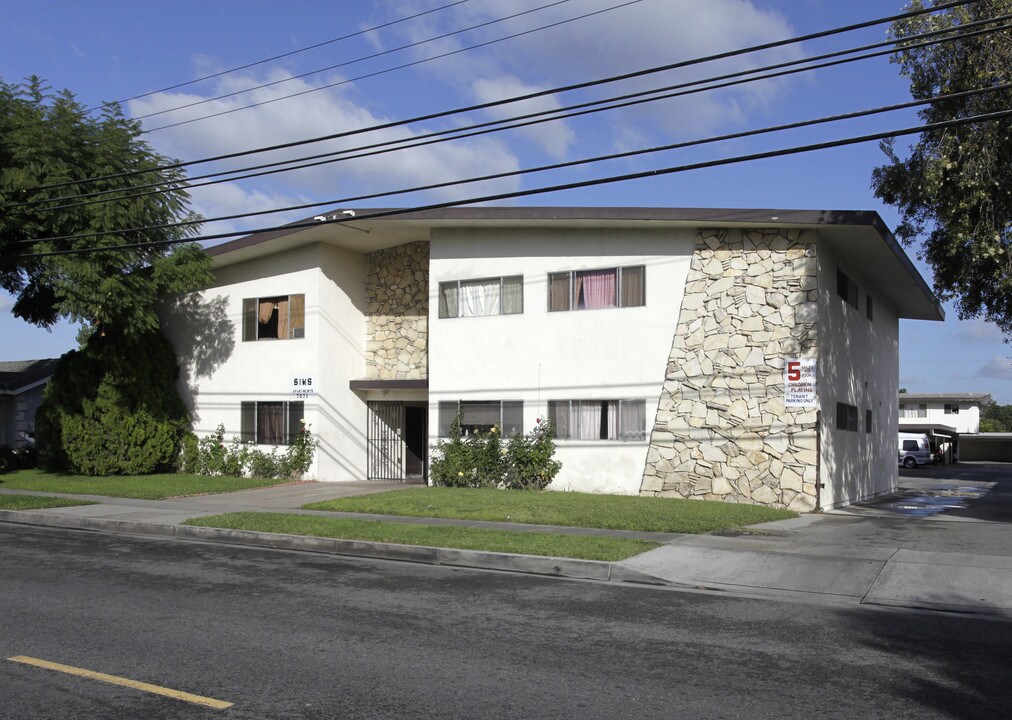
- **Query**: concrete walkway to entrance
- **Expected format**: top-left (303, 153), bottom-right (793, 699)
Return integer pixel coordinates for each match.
top-left (2, 463), bottom-right (1010, 618)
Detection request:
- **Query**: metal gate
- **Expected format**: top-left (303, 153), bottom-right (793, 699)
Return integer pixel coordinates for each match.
top-left (367, 401), bottom-right (404, 481)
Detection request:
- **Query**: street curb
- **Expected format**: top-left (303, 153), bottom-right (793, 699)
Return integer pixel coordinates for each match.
top-left (0, 510), bottom-right (671, 586)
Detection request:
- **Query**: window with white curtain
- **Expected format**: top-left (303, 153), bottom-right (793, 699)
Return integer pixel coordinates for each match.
top-left (548, 400), bottom-right (646, 441)
top-left (438, 276), bottom-right (523, 318)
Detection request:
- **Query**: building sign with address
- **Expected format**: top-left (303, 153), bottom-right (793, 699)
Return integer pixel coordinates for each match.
top-left (291, 376), bottom-right (316, 399)
top-left (784, 358), bottom-right (816, 407)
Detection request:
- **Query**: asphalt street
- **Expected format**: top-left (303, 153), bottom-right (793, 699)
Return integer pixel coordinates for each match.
top-left (2, 523), bottom-right (1009, 719)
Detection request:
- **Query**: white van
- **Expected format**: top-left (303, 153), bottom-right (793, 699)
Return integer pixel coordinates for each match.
top-left (898, 433), bottom-right (932, 468)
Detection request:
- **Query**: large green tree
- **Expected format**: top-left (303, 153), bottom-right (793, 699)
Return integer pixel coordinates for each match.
top-left (0, 75), bottom-right (210, 334)
top-left (1, 76), bottom-right (213, 473)
top-left (872, 1), bottom-right (1012, 336)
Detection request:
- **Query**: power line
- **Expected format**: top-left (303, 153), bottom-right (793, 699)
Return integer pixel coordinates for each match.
top-left (23, 13), bottom-right (1011, 214)
top-left (17, 0), bottom-right (978, 194)
top-left (140, 0), bottom-right (640, 133)
top-left (24, 84), bottom-right (1009, 245)
top-left (135, 0), bottom-right (577, 122)
top-left (15, 107), bottom-right (1012, 259)
top-left (118, 0), bottom-right (470, 106)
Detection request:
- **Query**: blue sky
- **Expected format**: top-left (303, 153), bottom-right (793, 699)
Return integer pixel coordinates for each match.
top-left (3, 0), bottom-right (1010, 402)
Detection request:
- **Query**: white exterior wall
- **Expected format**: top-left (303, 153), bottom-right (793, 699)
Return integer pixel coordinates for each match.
top-left (167, 243), bottom-right (368, 480)
top-left (817, 243), bottom-right (900, 508)
top-left (899, 402), bottom-right (982, 434)
top-left (428, 226), bottom-right (693, 494)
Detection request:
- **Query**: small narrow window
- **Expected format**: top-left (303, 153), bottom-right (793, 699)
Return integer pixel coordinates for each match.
top-left (837, 270), bottom-right (858, 309)
top-left (836, 402), bottom-right (858, 431)
top-left (866, 294), bottom-right (874, 321)
top-left (865, 409), bottom-right (873, 434)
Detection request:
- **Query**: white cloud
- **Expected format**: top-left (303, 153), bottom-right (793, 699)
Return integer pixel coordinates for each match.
top-left (375, 0), bottom-right (803, 145)
top-left (955, 320), bottom-right (1005, 344)
top-left (129, 68), bottom-right (523, 217)
top-left (471, 75), bottom-right (575, 159)
top-left (977, 356), bottom-right (1012, 381)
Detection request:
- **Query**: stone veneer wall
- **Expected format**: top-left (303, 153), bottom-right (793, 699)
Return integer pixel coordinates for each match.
top-left (365, 242), bottom-right (428, 380)
top-left (640, 229), bottom-right (819, 511)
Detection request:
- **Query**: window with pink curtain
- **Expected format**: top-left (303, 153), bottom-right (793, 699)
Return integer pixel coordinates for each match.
top-left (577, 269), bottom-right (616, 309)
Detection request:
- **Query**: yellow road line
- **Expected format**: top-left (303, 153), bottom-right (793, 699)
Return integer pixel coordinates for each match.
top-left (7, 655), bottom-right (233, 710)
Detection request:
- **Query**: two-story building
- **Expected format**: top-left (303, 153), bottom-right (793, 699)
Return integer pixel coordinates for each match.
top-left (163, 207), bottom-right (943, 510)
top-left (898, 392), bottom-right (991, 462)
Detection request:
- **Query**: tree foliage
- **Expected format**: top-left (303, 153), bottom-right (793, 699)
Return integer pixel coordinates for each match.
top-left (0, 75), bottom-right (210, 334)
top-left (980, 399), bottom-right (1012, 432)
top-left (871, 1), bottom-right (1012, 336)
top-left (36, 330), bottom-right (191, 475)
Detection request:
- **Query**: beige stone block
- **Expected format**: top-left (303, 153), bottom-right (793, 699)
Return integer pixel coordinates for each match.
top-left (770, 459), bottom-right (784, 478)
top-left (794, 449), bottom-right (818, 465)
top-left (795, 302), bottom-right (819, 323)
top-left (752, 485), bottom-right (777, 504)
top-left (788, 493), bottom-right (817, 512)
top-left (780, 467), bottom-right (803, 492)
top-left (793, 257), bottom-right (818, 276)
top-left (745, 450), bottom-right (769, 465)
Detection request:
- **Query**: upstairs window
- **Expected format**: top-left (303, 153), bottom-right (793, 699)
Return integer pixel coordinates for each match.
top-left (900, 403), bottom-right (927, 418)
top-left (548, 265), bottom-right (645, 312)
top-left (241, 401), bottom-right (304, 445)
top-left (243, 294), bottom-right (305, 341)
top-left (548, 399), bottom-right (646, 441)
top-left (866, 294), bottom-right (874, 321)
top-left (837, 269), bottom-right (858, 309)
top-left (438, 276), bottom-right (523, 318)
top-left (944, 403), bottom-right (960, 415)
top-left (866, 409), bottom-right (873, 434)
top-left (836, 402), bottom-right (858, 432)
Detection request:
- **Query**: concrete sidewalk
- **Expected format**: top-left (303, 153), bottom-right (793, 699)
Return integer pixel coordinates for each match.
top-left (2, 472), bottom-right (1011, 619)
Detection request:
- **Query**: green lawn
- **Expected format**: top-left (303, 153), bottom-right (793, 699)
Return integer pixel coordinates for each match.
top-left (183, 512), bottom-right (658, 561)
top-left (304, 487), bottom-right (798, 534)
top-left (0, 469), bottom-right (296, 500)
top-left (0, 494), bottom-right (96, 511)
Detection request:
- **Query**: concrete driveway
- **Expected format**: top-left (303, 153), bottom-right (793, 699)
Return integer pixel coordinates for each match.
top-left (618, 462), bottom-right (1012, 615)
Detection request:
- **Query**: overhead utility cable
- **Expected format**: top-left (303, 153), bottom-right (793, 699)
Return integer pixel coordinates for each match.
top-left (20, 0), bottom-right (977, 193)
top-left (18, 107), bottom-right (1012, 259)
top-left (25, 15), bottom-right (1011, 214)
top-left (119, 0), bottom-right (469, 105)
top-left (141, 0), bottom-right (641, 132)
top-left (25, 84), bottom-right (1008, 245)
top-left (135, 0), bottom-right (577, 122)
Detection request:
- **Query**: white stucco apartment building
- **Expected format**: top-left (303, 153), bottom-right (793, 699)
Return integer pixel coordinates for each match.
top-left (163, 207), bottom-right (943, 511)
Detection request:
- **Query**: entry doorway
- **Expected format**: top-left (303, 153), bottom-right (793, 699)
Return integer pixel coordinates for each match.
top-left (366, 401), bottom-right (427, 482)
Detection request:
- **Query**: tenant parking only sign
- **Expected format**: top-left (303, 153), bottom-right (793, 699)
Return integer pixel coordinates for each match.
top-left (784, 358), bottom-right (817, 407)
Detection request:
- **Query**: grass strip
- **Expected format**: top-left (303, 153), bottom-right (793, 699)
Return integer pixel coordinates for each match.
top-left (183, 512), bottom-right (658, 561)
top-left (304, 486), bottom-right (797, 533)
top-left (0, 469), bottom-right (296, 500)
top-left (0, 494), bottom-right (97, 511)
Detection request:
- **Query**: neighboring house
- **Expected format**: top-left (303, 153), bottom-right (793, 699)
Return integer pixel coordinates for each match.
top-left (163, 207), bottom-right (943, 511)
top-left (0, 358), bottom-right (60, 448)
top-left (898, 392), bottom-right (991, 462)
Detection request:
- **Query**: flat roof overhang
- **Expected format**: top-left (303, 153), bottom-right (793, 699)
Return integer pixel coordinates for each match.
top-left (206, 206), bottom-right (943, 321)
top-left (349, 379), bottom-right (429, 391)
